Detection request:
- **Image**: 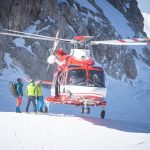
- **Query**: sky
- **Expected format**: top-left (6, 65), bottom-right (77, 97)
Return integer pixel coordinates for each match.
top-left (142, 12), bottom-right (150, 37)
top-left (137, 0), bottom-right (150, 13)
top-left (137, 0), bottom-right (150, 37)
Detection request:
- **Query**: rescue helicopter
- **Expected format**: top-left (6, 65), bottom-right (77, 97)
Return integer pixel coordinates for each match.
top-left (0, 29), bottom-right (149, 118)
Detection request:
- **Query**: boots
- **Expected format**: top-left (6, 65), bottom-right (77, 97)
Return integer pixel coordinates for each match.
top-left (16, 106), bottom-right (21, 113)
top-left (40, 108), bottom-right (43, 112)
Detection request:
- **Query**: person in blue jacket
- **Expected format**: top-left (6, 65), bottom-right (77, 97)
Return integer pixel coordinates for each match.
top-left (16, 78), bottom-right (23, 113)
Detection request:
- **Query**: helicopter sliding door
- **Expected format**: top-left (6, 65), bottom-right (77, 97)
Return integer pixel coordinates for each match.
top-left (51, 71), bottom-right (66, 97)
top-left (57, 71), bottom-right (67, 95)
top-left (51, 72), bottom-right (58, 97)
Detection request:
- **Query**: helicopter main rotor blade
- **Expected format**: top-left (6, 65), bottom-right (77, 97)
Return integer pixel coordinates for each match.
top-left (4, 29), bottom-right (65, 42)
top-left (0, 32), bottom-right (59, 41)
top-left (4, 29), bottom-right (55, 39)
top-left (90, 38), bottom-right (150, 45)
top-left (0, 31), bottom-right (73, 43)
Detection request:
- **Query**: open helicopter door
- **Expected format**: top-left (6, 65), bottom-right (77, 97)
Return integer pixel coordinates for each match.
top-left (50, 72), bottom-right (59, 97)
top-left (51, 71), bottom-right (67, 97)
top-left (57, 71), bottom-right (67, 96)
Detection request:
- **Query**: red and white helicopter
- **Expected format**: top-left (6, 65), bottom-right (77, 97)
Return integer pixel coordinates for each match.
top-left (0, 29), bottom-right (149, 118)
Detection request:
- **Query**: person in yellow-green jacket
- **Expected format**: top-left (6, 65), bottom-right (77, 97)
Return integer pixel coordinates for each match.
top-left (35, 80), bottom-right (44, 112)
top-left (25, 80), bottom-right (37, 113)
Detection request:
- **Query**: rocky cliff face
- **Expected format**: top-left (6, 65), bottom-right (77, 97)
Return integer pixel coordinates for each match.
top-left (0, 0), bottom-right (149, 82)
top-left (0, 0), bottom-right (57, 30)
top-left (108, 0), bottom-right (145, 35)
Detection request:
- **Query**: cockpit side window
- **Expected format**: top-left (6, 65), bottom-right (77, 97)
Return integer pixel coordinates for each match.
top-left (89, 70), bottom-right (105, 87)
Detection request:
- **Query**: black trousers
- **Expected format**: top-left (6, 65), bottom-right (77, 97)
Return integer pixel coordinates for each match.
top-left (26, 96), bottom-right (36, 112)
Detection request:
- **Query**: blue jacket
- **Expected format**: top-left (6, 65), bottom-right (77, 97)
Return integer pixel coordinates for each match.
top-left (16, 82), bottom-right (23, 96)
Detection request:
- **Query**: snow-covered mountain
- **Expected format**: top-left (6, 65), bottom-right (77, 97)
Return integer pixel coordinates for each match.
top-left (0, 0), bottom-right (150, 122)
top-left (0, 1), bottom-right (150, 149)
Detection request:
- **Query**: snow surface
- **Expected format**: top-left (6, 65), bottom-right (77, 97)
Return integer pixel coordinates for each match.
top-left (76, 0), bottom-right (97, 13)
top-left (24, 20), bottom-right (41, 33)
top-left (0, 112), bottom-right (150, 150)
top-left (13, 38), bottom-right (35, 55)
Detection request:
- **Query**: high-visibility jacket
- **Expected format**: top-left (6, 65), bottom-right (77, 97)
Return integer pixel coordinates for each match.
top-left (36, 85), bottom-right (43, 96)
top-left (26, 83), bottom-right (37, 96)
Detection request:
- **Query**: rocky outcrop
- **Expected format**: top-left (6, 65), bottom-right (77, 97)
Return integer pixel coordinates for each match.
top-left (0, 0), bottom-right (57, 30)
top-left (0, 23), bottom-right (7, 71)
top-left (0, 50), bottom-right (4, 72)
top-left (140, 47), bottom-right (150, 66)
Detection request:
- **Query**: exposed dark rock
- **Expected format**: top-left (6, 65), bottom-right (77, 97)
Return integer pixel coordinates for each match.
top-left (140, 47), bottom-right (150, 66)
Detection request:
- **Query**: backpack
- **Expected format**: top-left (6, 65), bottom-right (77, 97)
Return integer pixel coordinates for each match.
top-left (9, 81), bottom-right (18, 97)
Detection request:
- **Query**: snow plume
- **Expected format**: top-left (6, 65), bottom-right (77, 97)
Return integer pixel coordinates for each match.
top-left (142, 12), bottom-right (150, 37)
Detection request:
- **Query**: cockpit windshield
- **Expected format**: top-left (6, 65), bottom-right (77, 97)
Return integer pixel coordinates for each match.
top-left (89, 70), bottom-right (105, 87)
top-left (67, 69), bottom-right (105, 87)
top-left (67, 69), bottom-right (86, 85)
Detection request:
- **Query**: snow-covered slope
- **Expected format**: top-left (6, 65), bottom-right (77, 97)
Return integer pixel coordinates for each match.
top-left (0, 112), bottom-right (150, 150)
